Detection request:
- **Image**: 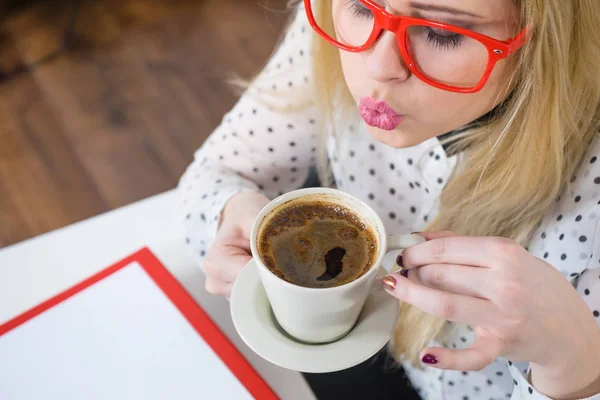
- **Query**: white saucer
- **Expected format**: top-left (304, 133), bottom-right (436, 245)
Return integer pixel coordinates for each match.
top-left (230, 259), bottom-right (399, 373)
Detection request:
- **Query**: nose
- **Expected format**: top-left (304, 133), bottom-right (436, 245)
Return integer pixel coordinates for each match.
top-left (365, 31), bottom-right (410, 84)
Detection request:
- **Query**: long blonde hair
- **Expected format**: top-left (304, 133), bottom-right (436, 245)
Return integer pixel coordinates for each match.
top-left (311, 0), bottom-right (600, 365)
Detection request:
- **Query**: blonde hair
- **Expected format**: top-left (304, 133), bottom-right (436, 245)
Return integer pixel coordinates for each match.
top-left (311, 0), bottom-right (600, 366)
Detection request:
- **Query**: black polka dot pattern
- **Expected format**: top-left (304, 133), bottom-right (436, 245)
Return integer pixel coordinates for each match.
top-left (519, 133), bottom-right (600, 399)
top-left (177, 5), bottom-right (600, 400)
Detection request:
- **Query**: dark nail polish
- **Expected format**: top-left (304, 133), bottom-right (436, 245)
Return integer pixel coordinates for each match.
top-left (381, 275), bottom-right (397, 291)
top-left (396, 253), bottom-right (404, 267)
top-left (400, 269), bottom-right (408, 278)
top-left (422, 354), bottom-right (438, 364)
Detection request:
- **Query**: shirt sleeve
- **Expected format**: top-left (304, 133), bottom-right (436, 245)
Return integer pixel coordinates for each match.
top-left (175, 4), bottom-right (319, 267)
top-left (507, 266), bottom-right (600, 399)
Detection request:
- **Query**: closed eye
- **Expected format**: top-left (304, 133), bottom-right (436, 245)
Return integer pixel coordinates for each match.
top-left (346, 0), bottom-right (374, 19)
top-left (423, 26), bottom-right (465, 50)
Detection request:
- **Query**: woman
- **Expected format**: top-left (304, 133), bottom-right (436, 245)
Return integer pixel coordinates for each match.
top-left (177, 0), bottom-right (600, 398)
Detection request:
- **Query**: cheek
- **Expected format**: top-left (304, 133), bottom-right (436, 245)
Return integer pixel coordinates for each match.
top-left (415, 82), bottom-right (509, 136)
top-left (410, 37), bottom-right (490, 88)
top-left (338, 51), bottom-right (366, 101)
top-left (437, 58), bottom-right (516, 126)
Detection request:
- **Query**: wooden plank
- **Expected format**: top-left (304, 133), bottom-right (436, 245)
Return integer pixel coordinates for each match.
top-left (0, 80), bottom-right (109, 244)
top-left (0, 0), bottom-right (291, 247)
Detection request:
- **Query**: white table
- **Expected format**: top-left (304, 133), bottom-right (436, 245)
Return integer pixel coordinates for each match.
top-left (0, 190), bottom-right (315, 400)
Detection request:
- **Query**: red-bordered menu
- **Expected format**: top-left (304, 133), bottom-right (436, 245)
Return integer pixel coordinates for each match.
top-left (0, 247), bottom-right (278, 400)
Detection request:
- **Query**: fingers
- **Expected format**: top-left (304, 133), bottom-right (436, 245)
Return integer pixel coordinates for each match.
top-left (202, 197), bottom-right (266, 298)
top-left (203, 234), bottom-right (252, 298)
top-left (382, 273), bottom-right (498, 327)
top-left (401, 235), bottom-right (524, 270)
top-left (205, 277), bottom-right (233, 297)
top-left (210, 250), bottom-right (252, 283)
top-left (204, 249), bottom-right (251, 287)
top-left (420, 337), bottom-right (501, 371)
top-left (407, 263), bottom-right (489, 299)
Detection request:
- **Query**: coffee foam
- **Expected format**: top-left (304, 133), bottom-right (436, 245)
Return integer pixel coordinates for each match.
top-left (257, 197), bottom-right (378, 288)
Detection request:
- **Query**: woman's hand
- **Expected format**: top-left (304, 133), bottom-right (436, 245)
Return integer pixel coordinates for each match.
top-left (203, 191), bottom-right (270, 300)
top-left (383, 231), bottom-right (600, 399)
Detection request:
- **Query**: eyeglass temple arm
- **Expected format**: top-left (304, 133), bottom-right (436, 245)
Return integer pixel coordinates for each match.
top-left (506, 28), bottom-right (528, 54)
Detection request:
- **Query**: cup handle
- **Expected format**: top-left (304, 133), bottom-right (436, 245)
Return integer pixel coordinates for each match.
top-left (387, 233), bottom-right (427, 252)
top-left (381, 234), bottom-right (427, 275)
top-left (372, 234), bottom-right (427, 293)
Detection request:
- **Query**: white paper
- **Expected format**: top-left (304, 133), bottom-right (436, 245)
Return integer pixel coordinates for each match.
top-left (0, 262), bottom-right (254, 400)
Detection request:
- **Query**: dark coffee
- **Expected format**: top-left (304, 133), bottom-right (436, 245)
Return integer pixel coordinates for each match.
top-left (257, 199), bottom-right (378, 288)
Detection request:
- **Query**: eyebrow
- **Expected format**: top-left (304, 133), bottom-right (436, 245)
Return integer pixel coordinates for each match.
top-left (408, 1), bottom-right (485, 19)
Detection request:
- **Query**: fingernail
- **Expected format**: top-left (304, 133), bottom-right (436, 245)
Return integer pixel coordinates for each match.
top-left (400, 269), bottom-right (408, 278)
top-left (411, 232), bottom-right (421, 235)
top-left (381, 275), bottom-right (397, 291)
top-left (422, 354), bottom-right (438, 364)
top-left (396, 253), bottom-right (404, 267)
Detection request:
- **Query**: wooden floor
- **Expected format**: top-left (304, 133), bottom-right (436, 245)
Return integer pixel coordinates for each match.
top-left (0, 0), bottom-right (291, 247)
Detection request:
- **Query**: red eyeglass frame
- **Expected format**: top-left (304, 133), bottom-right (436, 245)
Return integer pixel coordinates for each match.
top-left (304, 0), bottom-right (528, 93)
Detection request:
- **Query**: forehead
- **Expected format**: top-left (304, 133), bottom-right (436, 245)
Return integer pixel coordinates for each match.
top-left (383, 0), bottom-right (519, 22)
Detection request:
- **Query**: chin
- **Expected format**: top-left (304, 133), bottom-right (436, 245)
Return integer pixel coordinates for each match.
top-left (364, 123), bottom-right (425, 149)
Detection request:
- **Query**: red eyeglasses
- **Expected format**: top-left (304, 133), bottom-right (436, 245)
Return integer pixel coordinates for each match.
top-left (304, 0), bottom-right (528, 93)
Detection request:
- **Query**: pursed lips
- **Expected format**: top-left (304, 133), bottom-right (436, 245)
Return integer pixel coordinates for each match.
top-left (359, 96), bottom-right (404, 130)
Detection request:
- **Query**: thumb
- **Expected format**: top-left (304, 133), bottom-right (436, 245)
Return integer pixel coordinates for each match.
top-left (224, 252), bottom-right (253, 282)
top-left (213, 240), bottom-right (253, 283)
top-left (420, 337), bottom-right (500, 371)
top-left (206, 228), bottom-right (253, 284)
top-left (416, 231), bottom-right (459, 241)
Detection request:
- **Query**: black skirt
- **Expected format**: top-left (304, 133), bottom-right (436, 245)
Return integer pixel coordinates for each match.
top-left (302, 348), bottom-right (422, 400)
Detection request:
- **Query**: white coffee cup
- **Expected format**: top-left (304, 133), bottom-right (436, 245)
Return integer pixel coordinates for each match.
top-left (250, 187), bottom-right (425, 344)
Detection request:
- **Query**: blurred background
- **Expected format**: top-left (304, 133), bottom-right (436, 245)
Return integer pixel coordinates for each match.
top-left (0, 0), bottom-right (291, 247)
